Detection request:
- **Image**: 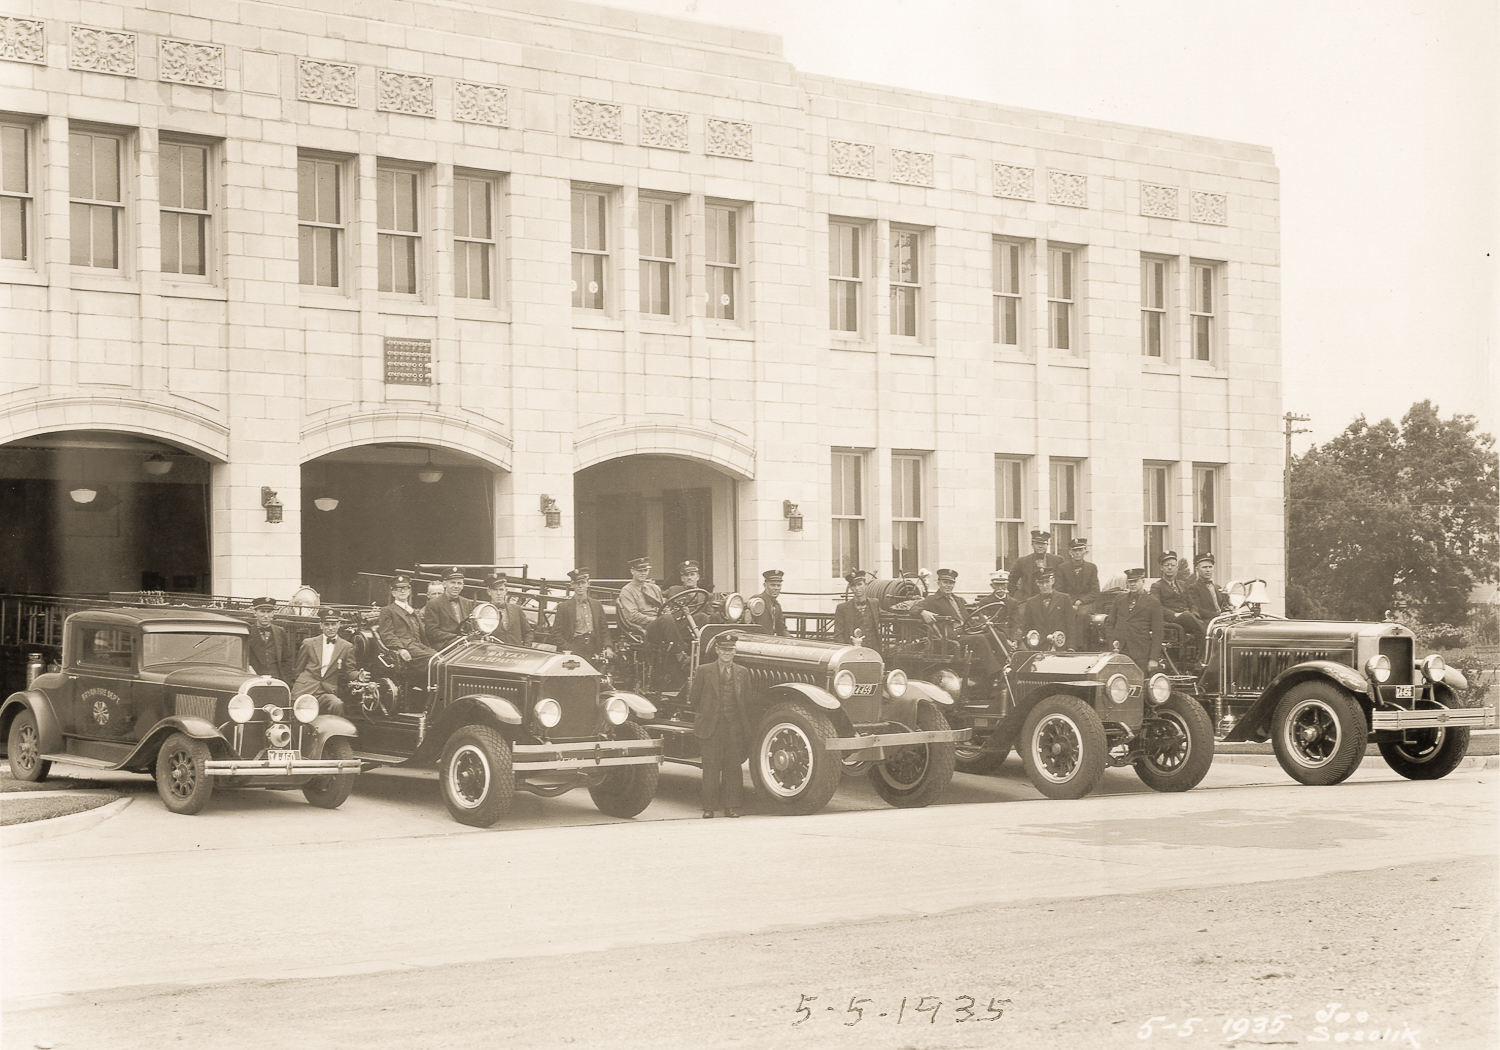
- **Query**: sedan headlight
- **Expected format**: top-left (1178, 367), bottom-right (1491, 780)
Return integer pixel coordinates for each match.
top-left (293, 695), bottom-right (319, 723)
top-left (722, 593), bottom-right (745, 622)
top-left (885, 668), bottom-right (909, 698)
top-left (832, 669), bottom-right (857, 700)
top-left (1365, 654), bottom-right (1391, 683)
top-left (1421, 654), bottom-right (1446, 682)
top-left (535, 698), bottom-right (562, 728)
top-left (472, 602), bottom-right (501, 636)
top-left (228, 693), bottom-right (254, 723)
top-left (1105, 674), bottom-right (1130, 705)
top-left (1025, 629), bottom-right (1041, 649)
top-left (1148, 674), bottom-right (1173, 704)
top-left (604, 696), bottom-right (630, 725)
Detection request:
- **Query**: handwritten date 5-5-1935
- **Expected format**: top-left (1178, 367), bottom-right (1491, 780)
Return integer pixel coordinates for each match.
top-left (792, 994), bottom-right (1012, 1026)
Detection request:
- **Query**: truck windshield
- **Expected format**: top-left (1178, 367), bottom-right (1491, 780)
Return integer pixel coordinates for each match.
top-left (140, 632), bottom-right (247, 670)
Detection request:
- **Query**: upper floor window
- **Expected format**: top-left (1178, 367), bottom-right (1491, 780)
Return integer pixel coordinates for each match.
top-left (705, 202), bottom-right (740, 321)
top-left (1047, 246), bottom-right (1075, 350)
top-left (829, 220), bottom-right (863, 333)
top-left (1143, 463), bottom-right (1172, 569)
top-left (889, 226), bottom-right (921, 337)
top-left (891, 453), bottom-right (925, 577)
top-left (453, 172), bottom-right (497, 301)
top-left (1, 121), bottom-right (33, 262)
top-left (995, 456), bottom-right (1026, 570)
top-left (831, 449), bottom-right (865, 579)
top-left (993, 239), bottom-right (1023, 346)
top-left (571, 187), bottom-right (608, 310)
top-left (639, 197), bottom-right (675, 316)
top-left (1049, 459), bottom-right (1079, 552)
top-left (70, 128), bottom-right (125, 269)
top-left (377, 165), bottom-right (420, 295)
top-left (1191, 261), bottom-right (1217, 361)
top-left (297, 155), bottom-right (343, 288)
top-left (160, 139), bottom-right (210, 277)
top-left (1142, 255), bottom-right (1168, 357)
top-left (1193, 465), bottom-right (1220, 557)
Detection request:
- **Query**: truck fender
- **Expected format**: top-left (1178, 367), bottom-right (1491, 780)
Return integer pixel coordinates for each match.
top-left (1441, 667), bottom-right (1469, 691)
top-left (308, 713), bottom-right (360, 750)
top-left (767, 682), bottom-right (841, 711)
top-left (608, 691), bottom-right (657, 719)
top-left (2, 692), bottom-right (64, 754)
top-left (1223, 661), bottom-right (1370, 742)
top-left (900, 679), bottom-right (955, 707)
top-left (113, 716), bottom-right (226, 771)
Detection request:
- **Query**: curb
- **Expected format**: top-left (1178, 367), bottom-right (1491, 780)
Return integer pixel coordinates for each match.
top-left (1, 796), bottom-right (132, 847)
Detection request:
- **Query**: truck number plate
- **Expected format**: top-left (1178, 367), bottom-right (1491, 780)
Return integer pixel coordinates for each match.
top-left (268, 749), bottom-right (300, 763)
top-left (852, 684), bottom-right (876, 696)
top-left (1394, 686), bottom-right (1415, 699)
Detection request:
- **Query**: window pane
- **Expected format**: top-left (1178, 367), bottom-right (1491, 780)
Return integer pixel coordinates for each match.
top-left (91, 205), bottom-right (117, 268)
top-left (94, 136), bottom-right (120, 202)
top-left (377, 170), bottom-right (394, 230)
top-left (1196, 266), bottom-right (1213, 312)
top-left (1049, 249), bottom-right (1072, 300)
top-left (573, 252), bottom-right (604, 309)
top-left (1, 125), bottom-right (26, 193)
top-left (708, 265), bottom-right (734, 320)
top-left (160, 142), bottom-right (181, 209)
top-left (1144, 311), bottom-right (1162, 356)
top-left (996, 521), bottom-right (1020, 570)
top-left (316, 162), bottom-right (339, 224)
top-left (1194, 316), bottom-right (1211, 360)
top-left (833, 454), bottom-right (862, 516)
top-left (891, 229), bottom-right (917, 283)
top-left (642, 200), bottom-right (672, 259)
top-left (891, 286), bottom-right (916, 336)
top-left (70, 134), bottom-right (92, 199)
top-left (1194, 525), bottom-right (1215, 557)
top-left (893, 457), bottom-right (921, 518)
top-left (1195, 468), bottom-right (1216, 523)
top-left (453, 178), bottom-right (471, 238)
top-left (641, 259), bottom-right (670, 314)
top-left (180, 213), bottom-right (204, 275)
top-left (573, 190), bottom-right (605, 251)
top-left (180, 145), bottom-right (207, 210)
top-left (1, 197), bottom-right (25, 261)
top-left (1050, 301), bottom-right (1070, 349)
top-left (831, 224), bottom-right (859, 278)
top-left (830, 280), bottom-right (858, 332)
top-left (892, 522), bottom-right (919, 576)
top-left (301, 226), bottom-right (338, 287)
top-left (707, 206), bottom-right (735, 264)
top-left (161, 210), bottom-right (180, 273)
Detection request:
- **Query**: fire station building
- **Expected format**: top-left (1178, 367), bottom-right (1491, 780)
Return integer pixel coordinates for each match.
top-left (0, 0), bottom-right (1283, 608)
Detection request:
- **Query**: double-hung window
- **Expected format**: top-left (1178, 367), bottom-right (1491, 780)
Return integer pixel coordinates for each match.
top-left (889, 226), bottom-right (920, 337)
top-left (995, 457), bottom-right (1026, 570)
top-left (298, 155), bottom-right (343, 288)
top-left (1047, 246), bottom-right (1077, 350)
top-left (571, 187), bottom-right (608, 310)
top-left (377, 165), bottom-right (420, 295)
top-left (1143, 464), bottom-right (1172, 569)
top-left (159, 139), bottom-right (210, 276)
top-left (1049, 460), bottom-right (1079, 552)
top-left (1141, 255), bottom-right (1168, 357)
top-left (70, 128), bottom-right (125, 270)
top-left (1191, 261), bottom-right (1217, 361)
top-left (705, 202), bottom-right (739, 321)
top-left (1193, 465), bottom-right (1219, 557)
top-left (993, 239), bottom-right (1022, 346)
top-left (639, 197), bottom-right (674, 316)
top-left (891, 453), bottom-right (924, 576)
top-left (1, 121), bottom-right (33, 262)
top-left (829, 220), bottom-right (862, 333)
top-left (453, 172), bottom-right (497, 301)
top-left (831, 450), bottom-right (865, 578)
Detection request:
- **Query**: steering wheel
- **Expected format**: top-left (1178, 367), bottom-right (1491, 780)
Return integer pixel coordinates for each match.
top-left (663, 588), bottom-right (712, 631)
top-left (964, 603), bottom-right (1010, 634)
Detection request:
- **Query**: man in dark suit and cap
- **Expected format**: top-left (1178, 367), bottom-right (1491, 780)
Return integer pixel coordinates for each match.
top-left (691, 631), bottom-right (753, 818)
top-left (916, 568), bottom-right (970, 627)
top-left (377, 574), bottom-right (436, 668)
top-left (748, 569), bottom-right (787, 636)
top-left (1106, 568), bottom-right (1165, 672)
top-left (422, 568), bottom-right (475, 649)
top-left (616, 556), bottom-right (666, 648)
top-left (484, 573), bottom-right (533, 647)
top-left (664, 560), bottom-right (703, 599)
top-left (552, 568), bottom-right (612, 664)
top-left (1187, 552), bottom-right (1232, 625)
top-left (1010, 530), bottom-right (1066, 602)
top-left (1151, 551), bottom-right (1206, 649)
top-left (833, 570), bottom-right (881, 650)
top-left (1016, 566), bottom-right (1074, 648)
top-left (291, 609), bottom-right (357, 714)
top-left (246, 597), bottom-right (295, 684)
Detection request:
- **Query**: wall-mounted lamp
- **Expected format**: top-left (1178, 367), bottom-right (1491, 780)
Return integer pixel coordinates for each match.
top-left (142, 453), bottom-right (174, 476)
top-left (417, 451), bottom-right (443, 484)
top-left (783, 499), bottom-right (803, 532)
top-left (540, 494), bottom-right (561, 529)
top-left (261, 486), bottom-right (284, 524)
top-left (313, 496), bottom-right (339, 512)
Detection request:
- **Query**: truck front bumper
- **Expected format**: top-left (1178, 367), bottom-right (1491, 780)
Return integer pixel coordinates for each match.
top-left (513, 738), bottom-right (663, 773)
top-left (1370, 706), bottom-right (1494, 731)
top-left (824, 726), bottom-right (971, 761)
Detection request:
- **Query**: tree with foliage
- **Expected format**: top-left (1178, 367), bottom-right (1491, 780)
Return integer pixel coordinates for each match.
top-left (1288, 401), bottom-right (1498, 624)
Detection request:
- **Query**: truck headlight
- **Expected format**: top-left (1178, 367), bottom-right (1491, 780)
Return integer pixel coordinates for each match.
top-left (293, 695), bottom-right (319, 723)
top-left (1366, 654), bottom-right (1391, 683)
top-left (472, 603), bottom-right (501, 636)
top-left (1420, 654), bottom-right (1446, 682)
top-left (228, 693), bottom-right (254, 723)
top-left (1148, 674), bottom-right (1173, 704)
top-left (1106, 674), bottom-right (1130, 705)
top-left (832, 669), bottom-right (857, 700)
top-left (604, 696), bottom-right (630, 725)
top-left (535, 698), bottom-right (562, 728)
top-left (1025, 629), bottom-right (1041, 649)
top-left (885, 668), bottom-right (909, 698)
top-left (722, 593), bottom-right (745, 622)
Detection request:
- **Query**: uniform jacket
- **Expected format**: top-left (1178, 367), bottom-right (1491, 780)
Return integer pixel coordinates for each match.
top-left (377, 602), bottom-right (435, 658)
top-left (691, 660), bottom-right (753, 746)
top-left (246, 622), bottom-right (295, 684)
top-left (291, 634), bottom-right (358, 697)
top-left (617, 580), bottom-right (666, 644)
top-left (487, 600), bottom-right (533, 647)
top-left (1009, 552), bottom-right (1066, 601)
top-left (1059, 559), bottom-right (1101, 607)
top-left (552, 596), bottom-right (611, 654)
top-left (1105, 590), bottom-right (1164, 670)
top-left (833, 598), bottom-right (881, 648)
top-left (914, 590), bottom-right (971, 625)
top-left (1187, 578), bottom-right (1232, 623)
top-left (1151, 576), bottom-right (1194, 616)
top-left (422, 594), bottom-right (475, 649)
top-left (1017, 590), bottom-right (1074, 646)
top-left (749, 591), bottom-right (786, 636)
top-left (972, 594), bottom-right (1018, 639)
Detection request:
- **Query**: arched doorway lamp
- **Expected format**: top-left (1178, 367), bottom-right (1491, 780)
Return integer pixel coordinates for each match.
top-left (142, 453), bottom-right (174, 476)
top-left (417, 450), bottom-right (443, 484)
top-left (70, 448), bottom-right (97, 504)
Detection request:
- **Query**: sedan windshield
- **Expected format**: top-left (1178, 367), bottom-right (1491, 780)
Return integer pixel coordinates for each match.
top-left (140, 632), bottom-right (247, 670)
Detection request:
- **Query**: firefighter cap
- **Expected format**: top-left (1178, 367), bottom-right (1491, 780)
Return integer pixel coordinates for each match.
top-left (442, 567), bottom-right (465, 581)
top-left (568, 567), bottom-right (592, 582)
top-left (1070, 538), bottom-right (1088, 550)
top-left (485, 573), bottom-right (508, 588)
top-left (1194, 552), bottom-right (1215, 566)
top-left (1030, 530), bottom-right (1052, 542)
top-left (250, 596), bottom-right (277, 610)
top-left (628, 556), bottom-right (651, 571)
top-left (936, 569), bottom-right (958, 583)
top-left (989, 570), bottom-right (1010, 584)
top-left (1125, 568), bottom-right (1147, 580)
top-left (763, 569), bottom-right (785, 582)
top-left (318, 608), bottom-right (341, 623)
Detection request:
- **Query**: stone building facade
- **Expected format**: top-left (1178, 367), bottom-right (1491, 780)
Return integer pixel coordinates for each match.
top-left (0, 0), bottom-right (1283, 609)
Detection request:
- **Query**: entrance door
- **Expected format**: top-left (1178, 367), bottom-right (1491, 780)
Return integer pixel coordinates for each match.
top-left (591, 493), bottom-right (645, 580)
top-left (662, 488), bottom-right (712, 588)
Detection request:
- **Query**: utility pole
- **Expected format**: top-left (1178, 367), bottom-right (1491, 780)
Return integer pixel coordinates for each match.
top-left (1284, 412), bottom-right (1312, 603)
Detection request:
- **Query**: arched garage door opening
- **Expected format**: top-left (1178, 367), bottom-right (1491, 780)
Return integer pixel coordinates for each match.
top-left (301, 445), bottom-right (495, 604)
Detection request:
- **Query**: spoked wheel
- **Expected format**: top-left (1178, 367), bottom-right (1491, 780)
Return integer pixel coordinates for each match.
top-left (156, 732), bottom-right (215, 815)
top-left (1271, 682), bottom-right (1367, 786)
top-left (750, 701), bottom-right (841, 816)
top-left (1019, 695), bottom-right (1107, 800)
top-left (6, 710), bottom-right (51, 783)
top-left (1379, 723), bottom-right (1471, 781)
top-left (1133, 693), bottom-right (1214, 792)
top-left (302, 737), bottom-right (356, 809)
top-left (869, 701), bottom-right (956, 809)
top-left (439, 724), bottom-right (515, 827)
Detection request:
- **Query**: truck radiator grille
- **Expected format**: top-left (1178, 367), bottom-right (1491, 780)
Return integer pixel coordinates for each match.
top-left (1379, 636), bottom-right (1414, 685)
top-left (745, 668), bottom-right (819, 690)
top-left (1229, 648), bottom-right (1348, 694)
top-left (541, 675), bottom-right (601, 739)
top-left (174, 695), bottom-right (218, 721)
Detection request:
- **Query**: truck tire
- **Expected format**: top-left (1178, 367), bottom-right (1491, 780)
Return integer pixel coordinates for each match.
top-left (1271, 681), bottom-right (1367, 786)
top-left (302, 737), bottom-right (356, 809)
top-left (1134, 693), bottom-right (1215, 792)
top-left (1019, 695), bottom-right (1107, 800)
top-left (588, 722), bottom-right (660, 818)
top-left (750, 701), bottom-right (841, 816)
top-left (1379, 725), bottom-right (1471, 781)
top-left (869, 701), bottom-right (957, 809)
top-left (6, 709), bottom-right (51, 783)
top-left (156, 732), bottom-right (215, 815)
top-left (954, 742), bottom-right (1008, 775)
top-left (439, 724), bottom-right (515, 827)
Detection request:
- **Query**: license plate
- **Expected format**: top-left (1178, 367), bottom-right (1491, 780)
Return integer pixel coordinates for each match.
top-left (1394, 686), bottom-right (1415, 699)
top-left (852, 683), bottom-right (876, 696)
top-left (267, 749), bottom-right (300, 763)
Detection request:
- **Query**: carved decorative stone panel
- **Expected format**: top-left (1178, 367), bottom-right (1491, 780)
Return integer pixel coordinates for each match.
top-left (640, 109), bottom-right (688, 151)
top-left (1191, 191), bottom-right (1228, 225)
top-left (297, 58), bottom-right (357, 106)
top-left (705, 119), bottom-right (752, 160)
top-left (890, 149), bottom-right (934, 187)
top-left (571, 99), bottom-right (623, 142)
top-left (0, 17), bottom-right (46, 65)
top-left (378, 71), bottom-right (435, 116)
top-left (993, 164), bottom-right (1034, 201)
top-left (1047, 171), bottom-right (1088, 208)
top-left (455, 82), bottom-right (508, 126)
top-left (159, 39), bottom-right (224, 88)
top-left (829, 141), bottom-right (874, 179)
top-left (1140, 183), bottom-right (1179, 219)
top-left (70, 25), bottom-right (136, 77)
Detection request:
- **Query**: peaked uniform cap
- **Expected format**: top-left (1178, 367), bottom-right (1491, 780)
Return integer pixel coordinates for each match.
top-left (442, 567), bottom-right (465, 580)
top-left (628, 556), bottom-right (651, 570)
top-left (1125, 568), bottom-right (1148, 580)
top-left (936, 569), bottom-right (958, 582)
top-left (762, 569), bottom-right (785, 582)
top-left (250, 597), bottom-right (277, 610)
top-left (568, 568), bottom-right (592, 582)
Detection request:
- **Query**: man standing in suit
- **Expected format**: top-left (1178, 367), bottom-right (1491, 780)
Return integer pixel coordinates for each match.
top-left (552, 567), bottom-right (612, 664)
top-left (748, 570), bottom-right (787, 635)
top-left (422, 568), bottom-right (475, 649)
top-left (291, 609), bottom-right (356, 714)
top-left (245, 597), bottom-right (295, 684)
top-left (484, 573), bottom-right (534, 647)
top-left (1107, 568), bottom-right (1165, 672)
top-left (833, 570), bottom-right (881, 650)
top-left (1188, 552), bottom-right (1232, 625)
top-left (1016, 567), bottom-right (1074, 648)
top-left (1010, 530), bottom-right (1066, 602)
top-left (377, 574), bottom-right (436, 669)
top-left (1151, 551), bottom-right (1206, 649)
top-left (691, 631), bottom-right (752, 818)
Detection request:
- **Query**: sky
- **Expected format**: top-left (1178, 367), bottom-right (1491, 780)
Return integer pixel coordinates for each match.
top-left (604, 0), bottom-right (1497, 452)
